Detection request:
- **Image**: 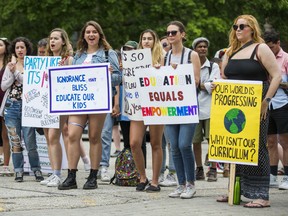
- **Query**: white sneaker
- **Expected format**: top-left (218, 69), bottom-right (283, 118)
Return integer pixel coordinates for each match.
top-left (180, 184), bottom-right (196, 199)
top-left (84, 163), bottom-right (91, 172)
top-left (100, 166), bottom-right (110, 182)
top-left (0, 166), bottom-right (14, 177)
top-left (158, 173), bottom-right (165, 183)
top-left (40, 174), bottom-right (55, 185)
top-left (168, 185), bottom-right (185, 198)
top-left (279, 176), bottom-right (288, 190)
top-left (269, 174), bottom-right (278, 188)
top-left (47, 175), bottom-right (61, 187)
top-left (160, 173), bottom-right (177, 187)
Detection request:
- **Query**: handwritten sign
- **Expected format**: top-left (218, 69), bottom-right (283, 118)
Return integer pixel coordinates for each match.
top-left (209, 80), bottom-right (262, 165)
top-left (121, 49), bottom-right (152, 120)
top-left (22, 56), bottom-right (61, 128)
top-left (48, 63), bottom-right (111, 115)
top-left (135, 64), bottom-right (199, 125)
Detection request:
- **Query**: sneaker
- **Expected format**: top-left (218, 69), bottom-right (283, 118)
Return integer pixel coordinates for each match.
top-left (0, 166), bottom-right (14, 177)
top-left (34, 170), bottom-right (44, 182)
top-left (47, 175), bottom-right (61, 187)
top-left (279, 176), bottom-right (288, 190)
top-left (15, 172), bottom-right (24, 182)
top-left (207, 169), bottom-right (217, 182)
top-left (180, 184), bottom-right (196, 199)
top-left (169, 185), bottom-right (185, 198)
top-left (100, 166), bottom-right (110, 182)
top-left (111, 150), bottom-right (121, 158)
top-left (195, 167), bottom-right (205, 180)
top-left (84, 163), bottom-right (91, 172)
top-left (158, 173), bottom-right (165, 183)
top-left (40, 174), bottom-right (56, 185)
top-left (270, 174), bottom-right (278, 188)
top-left (159, 173), bottom-right (177, 187)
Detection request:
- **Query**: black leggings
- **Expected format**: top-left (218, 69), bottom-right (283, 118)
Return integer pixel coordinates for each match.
top-left (120, 121), bottom-right (147, 168)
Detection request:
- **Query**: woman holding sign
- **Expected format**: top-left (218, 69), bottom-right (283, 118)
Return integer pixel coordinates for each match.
top-left (163, 21), bottom-right (200, 199)
top-left (40, 28), bottom-right (74, 187)
top-left (58, 21), bottom-right (121, 190)
top-left (1, 37), bottom-right (43, 182)
top-left (129, 29), bottom-right (165, 192)
top-left (219, 15), bottom-right (281, 208)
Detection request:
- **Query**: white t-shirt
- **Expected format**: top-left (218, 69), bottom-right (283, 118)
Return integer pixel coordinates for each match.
top-left (83, 52), bottom-right (97, 64)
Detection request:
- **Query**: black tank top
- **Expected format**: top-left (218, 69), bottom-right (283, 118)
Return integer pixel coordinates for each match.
top-left (224, 45), bottom-right (268, 81)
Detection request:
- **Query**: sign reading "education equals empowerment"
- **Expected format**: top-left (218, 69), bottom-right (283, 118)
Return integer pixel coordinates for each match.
top-left (134, 64), bottom-right (199, 125)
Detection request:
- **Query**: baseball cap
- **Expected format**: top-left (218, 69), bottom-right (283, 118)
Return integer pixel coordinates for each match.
top-left (123, 41), bottom-right (138, 49)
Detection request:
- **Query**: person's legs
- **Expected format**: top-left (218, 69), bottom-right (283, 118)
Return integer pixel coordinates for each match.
top-left (160, 133), bottom-right (167, 176)
top-left (1, 117), bottom-right (10, 166)
top-left (130, 121), bottom-right (146, 185)
top-left (148, 125), bottom-right (164, 187)
top-left (166, 125), bottom-right (186, 185)
top-left (4, 100), bottom-right (23, 174)
top-left (100, 114), bottom-right (113, 167)
top-left (120, 121), bottom-right (130, 149)
top-left (111, 122), bottom-right (121, 154)
top-left (279, 133), bottom-right (288, 190)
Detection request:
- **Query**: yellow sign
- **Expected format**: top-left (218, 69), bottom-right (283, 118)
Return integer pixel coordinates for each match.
top-left (209, 80), bottom-right (262, 165)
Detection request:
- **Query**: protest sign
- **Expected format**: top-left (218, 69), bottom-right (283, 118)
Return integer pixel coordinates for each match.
top-left (135, 64), bottom-right (199, 125)
top-left (22, 56), bottom-right (61, 128)
top-left (121, 48), bottom-right (152, 120)
top-left (48, 63), bottom-right (111, 115)
top-left (209, 80), bottom-right (262, 165)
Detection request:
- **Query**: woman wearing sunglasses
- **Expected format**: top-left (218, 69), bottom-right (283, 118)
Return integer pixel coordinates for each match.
top-left (164, 21), bottom-right (201, 199)
top-left (219, 15), bottom-right (281, 208)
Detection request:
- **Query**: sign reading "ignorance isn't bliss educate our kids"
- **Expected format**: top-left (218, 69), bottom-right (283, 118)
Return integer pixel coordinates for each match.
top-left (48, 63), bottom-right (112, 115)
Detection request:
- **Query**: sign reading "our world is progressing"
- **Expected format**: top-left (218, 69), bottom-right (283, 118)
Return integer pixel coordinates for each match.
top-left (209, 80), bottom-right (263, 165)
top-left (135, 64), bottom-right (199, 125)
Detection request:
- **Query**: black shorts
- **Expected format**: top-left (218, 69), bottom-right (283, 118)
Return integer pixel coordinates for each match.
top-left (268, 103), bottom-right (288, 134)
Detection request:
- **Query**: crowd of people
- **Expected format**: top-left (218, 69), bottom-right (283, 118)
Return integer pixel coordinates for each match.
top-left (0, 14), bottom-right (287, 208)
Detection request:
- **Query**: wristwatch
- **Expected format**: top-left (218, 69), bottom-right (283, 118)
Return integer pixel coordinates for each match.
top-left (265, 97), bottom-right (271, 103)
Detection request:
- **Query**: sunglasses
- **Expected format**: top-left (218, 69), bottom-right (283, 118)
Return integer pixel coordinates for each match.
top-left (232, 24), bottom-right (249, 31)
top-left (166, 31), bottom-right (178, 37)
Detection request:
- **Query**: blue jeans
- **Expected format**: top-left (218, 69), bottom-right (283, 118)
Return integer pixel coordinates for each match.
top-left (4, 99), bottom-right (41, 173)
top-left (166, 123), bottom-right (196, 185)
top-left (161, 126), bottom-right (175, 173)
top-left (100, 113), bottom-right (114, 167)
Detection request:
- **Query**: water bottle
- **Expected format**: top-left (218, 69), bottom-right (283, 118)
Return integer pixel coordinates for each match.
top-left (233, 176), bottom-right (241, 205)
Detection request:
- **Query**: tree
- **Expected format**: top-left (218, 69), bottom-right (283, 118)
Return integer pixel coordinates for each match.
top-left (1, 0), bottom-right (287, 56)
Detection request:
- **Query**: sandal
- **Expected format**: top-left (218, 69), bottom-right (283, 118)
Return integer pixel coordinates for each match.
top-left (216, 195), bottom-right (228, 202)
top-left (243, 200), bottom-right (270, 208)
top-left (136, 178), bottom-right (149, 191)
top-left (146, 184), bottom-right (161, 193)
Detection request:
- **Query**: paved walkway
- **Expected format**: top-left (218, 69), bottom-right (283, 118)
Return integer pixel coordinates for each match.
top-left (0, 141), bottom-right (287, 215)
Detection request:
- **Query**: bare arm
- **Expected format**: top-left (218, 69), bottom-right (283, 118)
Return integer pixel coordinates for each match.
top-left (190, 50), bottom-right (201, 87)
top-left (258, 43), bottom-right (281, 120)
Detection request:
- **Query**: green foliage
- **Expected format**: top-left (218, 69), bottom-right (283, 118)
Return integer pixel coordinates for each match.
top-left (0, 0), bottom-right (287, 56)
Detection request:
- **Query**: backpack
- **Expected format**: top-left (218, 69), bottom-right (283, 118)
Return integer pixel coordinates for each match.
top-left (110, 148), bottom-right (140, 186)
